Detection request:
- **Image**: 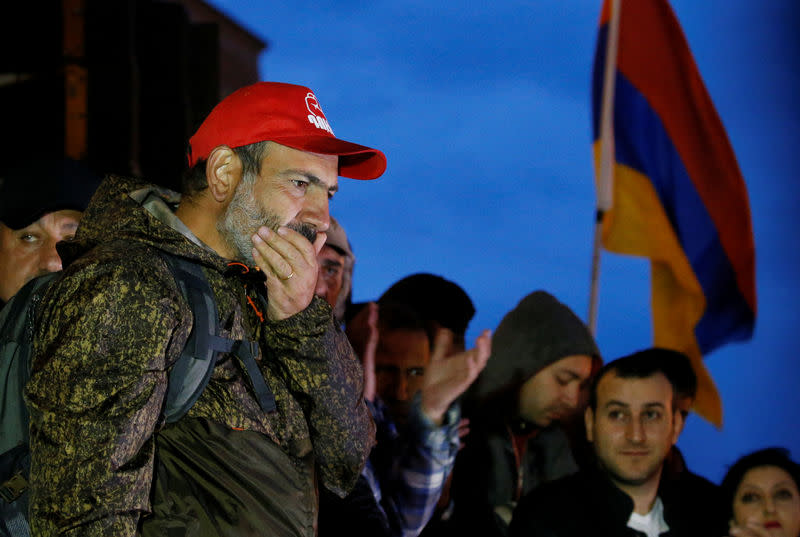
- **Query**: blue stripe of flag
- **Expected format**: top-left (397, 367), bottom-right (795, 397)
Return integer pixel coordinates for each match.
top-left (592, 26), bottom-right (755, 352)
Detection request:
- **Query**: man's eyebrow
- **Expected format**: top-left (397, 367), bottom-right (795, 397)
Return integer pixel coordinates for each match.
top-left (16, 225), bottom-right (39, 235)
top-left (320, 259), bottom-right (343, 268)
top-left (603, 401), bottom-right (667, 410)
top-left (282, 170), bottom-right (338, 193)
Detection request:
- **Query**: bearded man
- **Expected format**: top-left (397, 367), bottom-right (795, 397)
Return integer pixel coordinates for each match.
top-left (26, 82), bottom-right (384, 537)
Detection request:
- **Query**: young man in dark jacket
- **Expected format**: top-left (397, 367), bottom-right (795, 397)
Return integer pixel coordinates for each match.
top-left (508, 348), bottom-right (725, 537)
top-left (449, 290), bottom-right (601, 537)
top-left (26, 82), bottom-right (383, 537)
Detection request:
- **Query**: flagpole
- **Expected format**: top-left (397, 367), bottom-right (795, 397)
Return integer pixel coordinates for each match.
top-left (588, 209), bottom-right (604, 336)
top-left (589, 0), bottom-right (622, 336)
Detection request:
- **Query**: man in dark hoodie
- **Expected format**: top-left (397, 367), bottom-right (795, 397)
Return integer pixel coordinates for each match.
top-left (449, 290), bottom-right (601, 537)
top-left (25, 82), bottom-right (383, 537)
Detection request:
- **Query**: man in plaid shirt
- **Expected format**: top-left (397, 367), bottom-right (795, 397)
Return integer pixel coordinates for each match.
top-left (315, 257), bottom-right (490, 537)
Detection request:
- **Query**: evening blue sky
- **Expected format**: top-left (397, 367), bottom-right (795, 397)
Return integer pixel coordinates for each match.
top-left (210, 0), bottom-right (799, 482)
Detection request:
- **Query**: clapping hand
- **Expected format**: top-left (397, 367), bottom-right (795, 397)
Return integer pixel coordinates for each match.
top-left (420, 328), bottom-right (491, 425)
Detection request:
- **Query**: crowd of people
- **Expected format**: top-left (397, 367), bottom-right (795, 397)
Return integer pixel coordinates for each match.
top-left (1, 81), bottom-right (798, 537)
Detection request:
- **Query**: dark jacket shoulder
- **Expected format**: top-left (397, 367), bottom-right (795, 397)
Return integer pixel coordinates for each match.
top-left (510, 467), bottom-right (725, 537)
top-left (510, 470), bottom-right (635, 537)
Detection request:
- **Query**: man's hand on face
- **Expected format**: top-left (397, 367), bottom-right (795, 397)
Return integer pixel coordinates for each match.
top-left (252, 225), bottom-right (326, 321)
top-left (420, 328), bottom-right (492, 426)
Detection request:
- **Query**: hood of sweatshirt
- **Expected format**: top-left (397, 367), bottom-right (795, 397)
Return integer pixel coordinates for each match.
top-left (468, 290), bottom-right (601, 415)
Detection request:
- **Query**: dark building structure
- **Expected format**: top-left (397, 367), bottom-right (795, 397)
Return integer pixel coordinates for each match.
top-left (0, 0), bottom-right (266, 190)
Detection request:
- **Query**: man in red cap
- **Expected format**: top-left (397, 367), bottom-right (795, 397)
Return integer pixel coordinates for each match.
top-left (26, 82), bottom-right (385, 536)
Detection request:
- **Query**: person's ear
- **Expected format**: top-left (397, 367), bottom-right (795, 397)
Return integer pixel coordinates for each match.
top-left (671, 408), bottom-right (684, 444)
top-left (584, 406), bottom-right (594, 442)
top-left (206, 146), bottom-right (242, 203)
top-left (674, 409), bottom-right (689, 436)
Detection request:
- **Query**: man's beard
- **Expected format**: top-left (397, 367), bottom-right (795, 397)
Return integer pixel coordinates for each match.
top-left (217, 179), bottom-right (317, 265)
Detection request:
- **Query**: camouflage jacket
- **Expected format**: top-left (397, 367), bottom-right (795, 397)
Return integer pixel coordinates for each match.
top-left (25, 175), bottom-right (375, 536)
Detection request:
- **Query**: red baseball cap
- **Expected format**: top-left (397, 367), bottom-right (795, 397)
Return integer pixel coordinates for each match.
top-left (188, 82), bottom-right (386, 180)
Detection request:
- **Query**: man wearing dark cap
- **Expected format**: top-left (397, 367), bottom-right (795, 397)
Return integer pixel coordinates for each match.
top-left (315, 216), bottom-right (354, 325)
top-left (449, 290), bottom-right (601, 536)
top-left (0, 158), bottom-right (99, 306)
top-left (26, 82), bottom-right (384, 536)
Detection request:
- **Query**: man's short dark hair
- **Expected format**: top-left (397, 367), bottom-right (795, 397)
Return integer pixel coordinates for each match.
top-left (378, 273), bottom-right (475, 348)
top-left (588, 348), bottom-right (691, 411)
top-left (378, 302), bottom-right (427, 333)
top-left (181, 141), bottom-right (268, 199)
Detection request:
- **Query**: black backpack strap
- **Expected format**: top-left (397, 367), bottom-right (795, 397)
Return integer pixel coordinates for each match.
top-left (160, 253), bottom-right (220, 423)
top-left (159, 253), bottom-right (276, 422)
top-left (233, 340), bottom-right (276, 413)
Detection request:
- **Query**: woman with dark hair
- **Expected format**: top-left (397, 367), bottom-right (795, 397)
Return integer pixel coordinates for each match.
top-left (721, 448), bottom-right (800, 537)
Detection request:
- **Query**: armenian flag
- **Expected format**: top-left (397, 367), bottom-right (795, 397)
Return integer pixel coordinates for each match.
top-left (591, 0), bottom-right (756, 425)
